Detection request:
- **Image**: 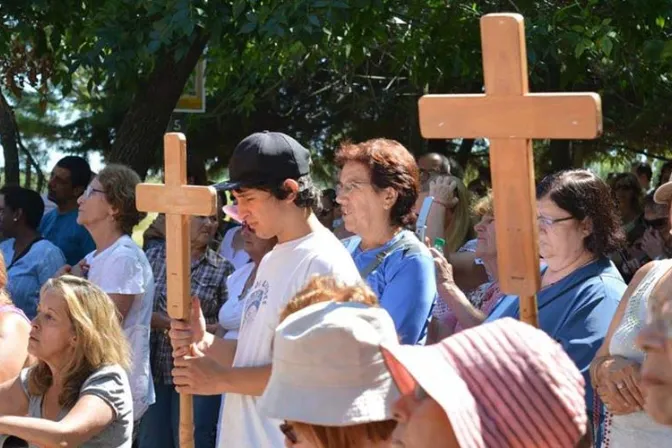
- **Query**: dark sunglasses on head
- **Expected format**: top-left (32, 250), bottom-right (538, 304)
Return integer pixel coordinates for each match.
top-left (645, 218), bottom-right (668, 228)
top-left (280, 421), bottom-right (298, 444)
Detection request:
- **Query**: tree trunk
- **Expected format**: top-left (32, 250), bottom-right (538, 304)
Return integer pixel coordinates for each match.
top-left (0, 90), bottom-right (20, 186)
top-left (24, 154), bottom-right (32, 188)
top-left (108, 29), bottom-right (209, 178)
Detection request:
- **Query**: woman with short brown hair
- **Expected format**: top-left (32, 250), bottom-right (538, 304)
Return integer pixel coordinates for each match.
top-left (336, 139), bottom-right (436, 345)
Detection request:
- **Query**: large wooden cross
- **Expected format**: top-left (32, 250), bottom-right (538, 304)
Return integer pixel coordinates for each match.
top-left (419, 13), bottom-right (602, 326)
top-left (136, 133), bottom-right (218, 448)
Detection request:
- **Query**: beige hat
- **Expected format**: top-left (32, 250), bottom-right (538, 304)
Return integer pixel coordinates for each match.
top-left (654, 173), bottom-right (672, 204)
top-left (258, 300), bottom-right (400, 426)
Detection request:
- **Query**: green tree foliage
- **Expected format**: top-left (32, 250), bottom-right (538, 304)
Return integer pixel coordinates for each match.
top-left (1, 0), bottom-right (672, 180)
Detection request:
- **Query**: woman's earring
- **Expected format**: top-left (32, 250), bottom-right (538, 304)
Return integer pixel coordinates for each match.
top-left (12, 218), bottom-right (17, 222)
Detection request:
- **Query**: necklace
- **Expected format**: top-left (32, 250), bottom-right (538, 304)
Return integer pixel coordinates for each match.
top-left (541, 256), bottom-right (597, 289)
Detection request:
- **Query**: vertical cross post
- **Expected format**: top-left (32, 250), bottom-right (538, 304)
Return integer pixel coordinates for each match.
top-left (136, 133), bottom-right (218, 447)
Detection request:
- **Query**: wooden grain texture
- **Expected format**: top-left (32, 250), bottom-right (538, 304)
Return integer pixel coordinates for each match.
top-left (135, 133), bottom-right (217, 448)
top-left (480, 14), bottom-right (540, 327)
top-left (418, 93), bottom-right (602, 139)
top-left (136, 185), bottom-right (218, 216)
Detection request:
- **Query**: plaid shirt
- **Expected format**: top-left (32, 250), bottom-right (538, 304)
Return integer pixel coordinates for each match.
top-left (146, 242), bottom-right (234, 385)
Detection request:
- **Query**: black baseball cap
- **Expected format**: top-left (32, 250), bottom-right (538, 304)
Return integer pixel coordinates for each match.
top-left (214, 131), bottom-right (311, 191)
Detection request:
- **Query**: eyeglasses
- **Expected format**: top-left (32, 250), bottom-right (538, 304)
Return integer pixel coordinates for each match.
top-left (279, 421), bottom-right (298, 444)
top-left (537, 215), bottom-right (574, 227)
top-left (336, 181), bottom-right (371, 196)
top-left (82, 184), bottom-right (105, 200)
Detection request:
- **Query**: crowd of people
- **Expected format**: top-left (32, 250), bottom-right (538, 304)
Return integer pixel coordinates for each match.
top-left (0, 133), bottom-right (670, 448)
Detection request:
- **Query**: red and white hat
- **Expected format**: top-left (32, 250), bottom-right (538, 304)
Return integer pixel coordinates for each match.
top-left (381, 318), bottom-right (587, 448)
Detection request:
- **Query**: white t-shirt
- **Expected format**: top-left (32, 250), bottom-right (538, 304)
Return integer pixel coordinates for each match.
top-left (85, 235), bottom-right (156, 420)
top-left (218, 262), bottom-right (255, 341)
top-left (217, 228), bottom-right (360, 448)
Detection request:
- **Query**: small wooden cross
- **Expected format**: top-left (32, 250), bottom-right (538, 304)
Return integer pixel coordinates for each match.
top-left (136, 133), bottom-right (218, 448)
top-left (418, 13), bottom-right (602, 327)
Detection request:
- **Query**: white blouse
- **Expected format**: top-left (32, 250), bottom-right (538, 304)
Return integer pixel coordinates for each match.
top-left (217, 262), bottom-right (255, 340)
top-left (218, 227), bottom-right (251, 271)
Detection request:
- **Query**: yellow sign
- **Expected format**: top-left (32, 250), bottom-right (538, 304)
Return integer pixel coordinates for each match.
top-left (175, 59), bottom-right (206, 113)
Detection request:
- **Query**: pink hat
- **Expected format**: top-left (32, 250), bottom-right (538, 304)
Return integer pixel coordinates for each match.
top-left (381, 318), bottom-right (587, 448)
top-left (222, 204), bottom-right (242, 223)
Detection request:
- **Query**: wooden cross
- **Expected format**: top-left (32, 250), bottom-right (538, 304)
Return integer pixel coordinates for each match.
top-left (136, 133), bottom-right (218, 448)
top-left (418, 13), bottom-right (602, 327)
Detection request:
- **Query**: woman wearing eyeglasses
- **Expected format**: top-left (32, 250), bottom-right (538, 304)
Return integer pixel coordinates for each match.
top-left (479, 169), bottom-right (626, 447)
top-left (590, 179), bottom-right (672, 447)
top-left (0, 186), bottom-right (66, 319)
top-left (75, 164), bottom-right (156, 442)
top-left (335, 139), bottom-right (436, 345)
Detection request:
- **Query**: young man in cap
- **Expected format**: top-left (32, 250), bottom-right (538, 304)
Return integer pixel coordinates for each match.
top-left (169, 131), bottom-right (360, 448)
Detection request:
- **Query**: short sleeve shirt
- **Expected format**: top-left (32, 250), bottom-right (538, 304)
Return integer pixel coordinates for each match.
top-left (19, 365), bottom-right (133, 447)
top-left (85, 235), bottom-right (156, 419)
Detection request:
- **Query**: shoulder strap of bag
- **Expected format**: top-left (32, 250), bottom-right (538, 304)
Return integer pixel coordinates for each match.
top-left (359, 232), bottom-right (419, 279)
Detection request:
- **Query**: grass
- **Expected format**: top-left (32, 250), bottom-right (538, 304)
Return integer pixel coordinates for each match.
top-left (132, 212), bottom-right (158, 247)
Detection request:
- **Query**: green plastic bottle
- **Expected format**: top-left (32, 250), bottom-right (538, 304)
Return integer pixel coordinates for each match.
top-left (433, 237), bottom-right (446, 252)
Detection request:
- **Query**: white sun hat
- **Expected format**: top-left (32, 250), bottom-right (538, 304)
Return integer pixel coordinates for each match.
top-left (258, 300), bottom-right (400, 425)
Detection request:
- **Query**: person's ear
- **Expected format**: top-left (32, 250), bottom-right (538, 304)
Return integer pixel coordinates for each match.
top-left (282, 179), bottom-right (299, 202)
top-left (382, 187), bottom-right (399, 211)
top-left (580, 217), bottom-right (593, 238)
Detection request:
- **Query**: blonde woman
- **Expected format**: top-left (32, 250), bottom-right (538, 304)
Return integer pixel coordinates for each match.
top-left (0, 251), bottom-right (31, 384)
top-left (0, 276), bottom-right (133, 447)
top-left (75, 164), bottom-right (155, 434)
top-left (259, 276), bottom-right (398, 448)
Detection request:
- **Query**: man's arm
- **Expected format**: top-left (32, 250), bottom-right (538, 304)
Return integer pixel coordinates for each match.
top-left (220, 365), bottom-right (272, 397)
top-left (197, 332), bottom-right (238, 369)
top-left (173, 355), bottom-right (271, 397)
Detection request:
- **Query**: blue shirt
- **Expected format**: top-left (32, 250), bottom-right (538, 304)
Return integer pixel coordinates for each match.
top-left (486, 257), bottom-right (626, 446)
top-left (0, 239), bottom-right (66, 319)
top-left (39, 209), bottom-right (95, 266)
top-left (346, 230), bottom-right (436, 345)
